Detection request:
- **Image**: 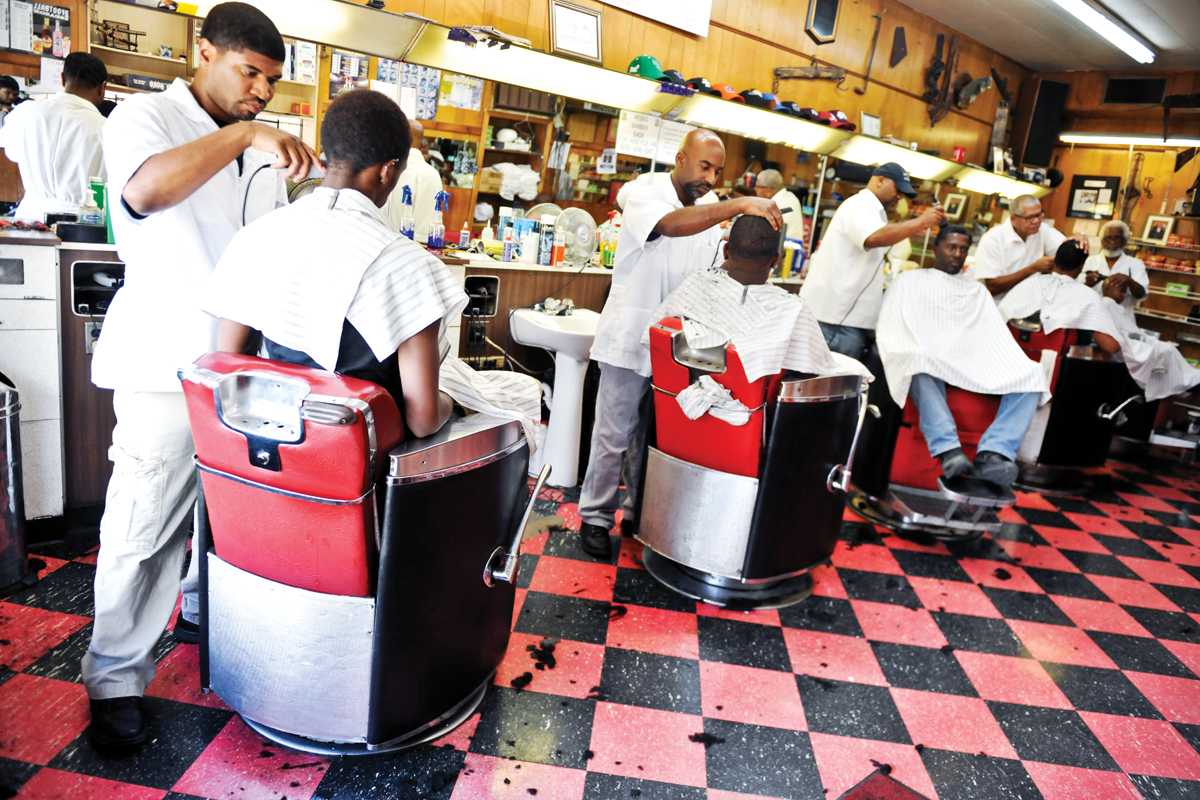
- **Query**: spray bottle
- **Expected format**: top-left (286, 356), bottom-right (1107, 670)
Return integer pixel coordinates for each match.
top-left (427, 191), bottom-right (449, 249)
top-left (398, 184), bottom-right (415, 240)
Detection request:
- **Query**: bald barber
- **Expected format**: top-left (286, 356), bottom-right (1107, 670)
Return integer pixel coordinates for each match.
top-left (973, 194), bottom-right (1084, 298)
top-left (384, 118), bottom-right (443, 243)
top-left (755, 168), bottom-right (804, 241)
top-left (580, 129), bottom-right (783, 560)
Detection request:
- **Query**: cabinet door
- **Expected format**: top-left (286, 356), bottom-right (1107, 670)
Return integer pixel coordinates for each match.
top-left (0, 245), bottom-right (58, 300)
top-left (0, 328), bottom-right (62, 422)
top-left (19, 418), bottom-right (64, 520)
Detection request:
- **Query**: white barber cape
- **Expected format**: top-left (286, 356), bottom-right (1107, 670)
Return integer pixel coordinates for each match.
top-left (647, 270), bottom-right (869, 382)
top-left (997, 273), bottom-right (1122, 340)
top-left (877, 268), bottom-right (1049, 408)
top-left (591, 172), bottom-right (723, 377)
top-left (0, 92), bottom-right (104, 221)
top-left (203, 186), bottom-right (540, 442)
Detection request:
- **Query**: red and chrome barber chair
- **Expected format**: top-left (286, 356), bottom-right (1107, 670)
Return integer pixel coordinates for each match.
top-left (1007, 320), bottom-right (1144, 493)
top-left (846, 351), bottom-right (1017, 543)
top-left (636, 317), bottom-right (868, 609)
top-left (179, 353), bottom-right (546, 755)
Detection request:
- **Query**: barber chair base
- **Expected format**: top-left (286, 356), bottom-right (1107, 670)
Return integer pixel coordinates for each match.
top-left (642, 549), bottom-right (814, 610)
top-left (847, 477), bottom-right (1012, 543)
top-left (239, 679), bottom-right (490, 757)
top-left (1015, 463), bottom-right (1106, 498)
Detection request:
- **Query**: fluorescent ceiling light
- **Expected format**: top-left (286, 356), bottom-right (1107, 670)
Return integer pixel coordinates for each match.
top-left (831, 136), bottom-right (962, 181)
top-left (954, 167), bottom-right (1050, 200)
top-left (1048, 0), bottom-right (1155, 64)
top-left (1060, 132), bottom-right (1200, 147)
top-left (669, 94), bottom-right (848, 155)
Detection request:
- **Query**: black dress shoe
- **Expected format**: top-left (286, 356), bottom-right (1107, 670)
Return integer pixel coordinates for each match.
top-left (172, 614), bottom-right (200, 645)
top-left (619, 517), bottom-right (638, 537)
top-left (88, 696), bottom-right (148, 751)
top-left (579, 523), bottom-right (614, 560)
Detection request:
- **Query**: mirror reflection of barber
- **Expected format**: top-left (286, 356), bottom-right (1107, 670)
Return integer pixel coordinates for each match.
top-left (799, 162), bottom-right (945, 362)
top-left (382, 118), bottom-right (444, 243)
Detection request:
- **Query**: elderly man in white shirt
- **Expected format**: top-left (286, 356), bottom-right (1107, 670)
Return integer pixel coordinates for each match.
top-left (578, 129), bottom-right (783, 560)
top-left (0, 53), bottom-right (107, 221)
top-left (383, 118), bottom-right (444, 243)
top-left (800, 162), bottom-right (945, 361)
top-left (877, 225), bottom-right (1048, 487)
top-left (1080, 220), bottom-right (1148, 320)
top-left (972, 194), bottom-right (1085, 297)
top-left (82, 3), bottom-right (317, 752)
top-left (754, 168), bottom-right (804, 242)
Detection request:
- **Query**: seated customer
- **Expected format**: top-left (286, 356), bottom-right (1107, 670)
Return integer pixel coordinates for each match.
top-left (203, 90), bottom-right (539, 438)
top-left (877, 225), bottom-right (1049, 487)
top-left (648, 214), bottom-right (870, 386)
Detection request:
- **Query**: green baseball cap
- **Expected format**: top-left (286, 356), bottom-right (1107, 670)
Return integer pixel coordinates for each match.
top-left (628, 55), bottom-right (665, 81)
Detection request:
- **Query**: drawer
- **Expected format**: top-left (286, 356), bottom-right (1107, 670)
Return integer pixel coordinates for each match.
top-left (0, 245), bottom-right (58, 300)
top-left (0, 298), bottom-right (57, 330)
top-left (0, 329), bottom-right (62, 422)
top-left (19, 418), bottom-right (64, 520)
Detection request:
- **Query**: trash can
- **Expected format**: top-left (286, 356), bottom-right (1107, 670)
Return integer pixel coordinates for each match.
top-left (0, 370), bottom-right (30, 594)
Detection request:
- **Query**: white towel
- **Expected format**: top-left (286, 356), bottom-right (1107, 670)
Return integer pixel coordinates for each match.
top-left (675, 375), bottom-right (752, 426)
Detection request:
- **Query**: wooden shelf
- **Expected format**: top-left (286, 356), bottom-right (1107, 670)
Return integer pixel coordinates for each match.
top-left (1149, 287), bottom-right (1200, 302)
top-left (1146, 265), bottom-right (1200, 276)
top-left (488, 108), bottom-right (554, 122)
top-left (484, 147), bottom-right (539, 157)
top-left (1136, 308), bottom-right (1200, 329)
top-left (92, 44), bottom-right (186, 66)
top-left (1135, 238), bottom-right (1200, 255)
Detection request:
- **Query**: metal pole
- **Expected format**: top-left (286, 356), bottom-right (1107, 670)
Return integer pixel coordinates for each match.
top-left (808, 154), bottom-right (828, 257)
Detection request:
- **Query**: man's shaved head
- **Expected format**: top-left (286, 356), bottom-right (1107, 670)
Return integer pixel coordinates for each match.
top-left (673, 129), bottom-right (725, 205)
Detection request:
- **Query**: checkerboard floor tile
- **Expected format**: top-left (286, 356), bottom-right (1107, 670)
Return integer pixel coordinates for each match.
top-left (3, 459), bottom-right (1200, 799)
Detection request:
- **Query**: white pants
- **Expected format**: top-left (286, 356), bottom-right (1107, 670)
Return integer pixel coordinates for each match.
top-left (579, 363), bottom-right (650, 529)
top-left (82, 390), bottom-right (199, 700)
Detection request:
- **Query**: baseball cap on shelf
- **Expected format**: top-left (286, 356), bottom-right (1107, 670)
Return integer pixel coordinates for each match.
top-left (628, 55), bottom-right (665, 80)
top-left (760, 91), bottom-right (781, 110)
top-left (740, 89), bottom-right (773, 109)
top-left (776, 101), bottom-right (802, 117)
top-left (686, 76), bottom-right (721, 96)
top-left (714, 82), bottom-right (743, 102)
top-left (820, 110), bottom-right (856, 130)
top-left (660, 68), bottom-right (687, 86)
top-left (872, 162), bottom-right (917, 197)
top-left (797, 107), bottom-right (826, 123)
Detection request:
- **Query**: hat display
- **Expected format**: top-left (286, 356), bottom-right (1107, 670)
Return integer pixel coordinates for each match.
top-left (872, 162), bottom-right (917, 197)
top-left (740, 89), bottom-right (773, 109)
top-left (713, 82), bottom-right (743, 102)
top-left (686, 76), bottom-right (721, 96)
top-left (776, 101), bottom-right (803, 117)
top-left (798, 107), bottom-right (826, 123)
top-left (627, 54), bottom-right (665, 81)
top-left (820, 110), bottom-right (856, 130)
top-left (760, 91), bottom-right (780, 110)
top-left (659, 68), bottom-right (687, 86)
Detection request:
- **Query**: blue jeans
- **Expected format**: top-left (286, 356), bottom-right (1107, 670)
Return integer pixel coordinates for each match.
top-left (819, 322), bottom-right (875, 362)
top-left (909, 374), bottom-right (1039, 461)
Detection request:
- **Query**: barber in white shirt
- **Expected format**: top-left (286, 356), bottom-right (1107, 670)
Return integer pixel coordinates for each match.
top-left (800, 163), bottom-right (945, 361)
top-left (753, 168), bottom-right (804, 241)
top-left (0, 53), bottom-right (107, 221)
top-left (1080, 220), bottom-right (1147, 319)
top-left (578, 129), bottom-right (782, 560)
top-left (383, 118), bottom-right (444, 243)
top-left (82, 2), bottom-right (317, 752)
top-left (972, 194), bottom-right (1085, 297)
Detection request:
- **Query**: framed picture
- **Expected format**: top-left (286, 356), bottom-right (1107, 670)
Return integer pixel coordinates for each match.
top-left (548, 0), bottom-right (602, 64)
top-left (1143, 215), bottom-right (1175, 244)
top-left (860, 112), bottom-right (881, 138)
top-left (1067, 174), bottom-right (1120, 219)
top-left (805, 0), bottom-right (840, 45)
top-left (943, 192), bottom-right (967, 222)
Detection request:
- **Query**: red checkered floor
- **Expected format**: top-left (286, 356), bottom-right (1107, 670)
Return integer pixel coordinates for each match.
top-left (3, 459), bottom-right (1200, 799)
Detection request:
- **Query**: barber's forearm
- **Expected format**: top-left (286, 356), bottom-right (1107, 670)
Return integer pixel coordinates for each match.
top-left (654, 198), bottom-right (743, 238)
top-left (1129, 281), bottom-right (1147, 299)
top-left (863, 218), bottom-right (927, 249)
top-left (123, 122), bottom-right (253, 216)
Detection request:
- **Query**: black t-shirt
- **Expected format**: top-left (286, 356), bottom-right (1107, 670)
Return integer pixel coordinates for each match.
top-left (264, 319), bottom-right (402, 408)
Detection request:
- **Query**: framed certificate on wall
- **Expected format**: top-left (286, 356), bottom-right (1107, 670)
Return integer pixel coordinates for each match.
top-left (549, 0), bottom-right (602, 64)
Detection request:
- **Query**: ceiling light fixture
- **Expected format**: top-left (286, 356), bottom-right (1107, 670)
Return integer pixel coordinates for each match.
top-left (1060, 132), bottom-right (1200, 147)
top-left (1048, 0), bottom-right (1155, 64)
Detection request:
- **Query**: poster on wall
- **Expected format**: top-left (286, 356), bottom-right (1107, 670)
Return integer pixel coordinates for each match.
top-left (438, 73), bottom-right (483, 111)
top-left (30, 3), bottom-right (70, 57)
top-left (598, 0), bottom-right (711, 37)
top-left (399, 63), bottom-right (439, 120)
top-left (0, 2), bottom-right (10, 49)
top-left (9, 1), bottom-right (34, 53)
top-left (1067, 175), bottom-right (1120, 220)
top-left (329, 50), bottom-right (369, 99)
top-left (614, 109), bottom-right (659, 160)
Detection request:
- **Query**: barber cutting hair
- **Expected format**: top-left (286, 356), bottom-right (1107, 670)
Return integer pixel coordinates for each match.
top-left (82, 1), bottom-right (317, 752)
top-left (973, 194), bottom-right (1087, 297)
top-left (753, 168), bottom-right (804, 241)
top-left (579, 129), bottom-right (783, 560)
top-left (1080, 220), bottom-right (1147, 328)
top-left (800, 163), bottom-right (945, 361)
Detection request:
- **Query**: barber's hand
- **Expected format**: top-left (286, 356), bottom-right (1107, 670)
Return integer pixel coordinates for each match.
top-left (1083, 270), bottom-right (1104, 287)
top-left (247, 122), bottom-right (322, 182)
top-left (1102, 276), bottom-right (1128, 302)
top-left (1032, 255), bottom-right (1056, 274)
top-left (736, 196), bottom-right (784, 231)
top-left (918, 205), bottom-right (947, 229)
top-left (1070, 234), bottom-right (1091, 254)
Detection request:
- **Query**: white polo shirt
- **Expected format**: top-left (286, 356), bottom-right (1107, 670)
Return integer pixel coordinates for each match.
top-left (382, 148), bottom-right (444, 244)
top-left (92, 78), bottom-right (244, 393)
top-left (0, 92), bottom-right (105, 221)
top-left (591, 172), bottom-right (722, 376)
top-left (770, 187), bottom-right (805, 242)
top-left (799, 188), bottom-right (889, 330)
top-left (971, 219), bottom-right (1065, 292)
top-left (1080, 252), bottom-right (1148, 317)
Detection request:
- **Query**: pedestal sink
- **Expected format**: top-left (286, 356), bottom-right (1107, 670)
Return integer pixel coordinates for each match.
top-left (509, 308), bottom-right (601, 487)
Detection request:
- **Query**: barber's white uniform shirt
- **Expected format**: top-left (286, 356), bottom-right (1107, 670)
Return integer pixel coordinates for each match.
top-left (1080, 253), bottom-right (1148, 316)
top-left (0, 93), bottom-right (104, 221)
top-left (971, 219), bottom-right (1066, 295)
top-left (799, 189), bottom-right (890, 329)
top-left (770, 187), bottom-right (805, 242)
top-left (876, 268), bottom-right (1049, 408)
top-left (92, 78), bottom-right (246, 392)
top-left (591, 172), bottom-right (722, 377)
top-left (383, 148), bottom-right (444, 244)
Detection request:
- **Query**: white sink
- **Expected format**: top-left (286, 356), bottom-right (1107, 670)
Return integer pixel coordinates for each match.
top-left (509, 308), bottom-right (601, 487)
top-left (509, 309), bottom-right (600, 361)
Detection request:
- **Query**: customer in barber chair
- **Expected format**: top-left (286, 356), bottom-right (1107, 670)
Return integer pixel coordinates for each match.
top-left (876, 225), bottom-right (1049, 487)
top-left (648, 214), bottom-right (870, 400)
top-left (1000, 240), bottom-right (1200, 403)
top-left (203, 89), bottom-right (540, 438)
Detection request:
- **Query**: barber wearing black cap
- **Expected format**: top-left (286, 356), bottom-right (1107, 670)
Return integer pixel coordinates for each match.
top-left (799, 162), bottom-right (945, 360)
